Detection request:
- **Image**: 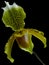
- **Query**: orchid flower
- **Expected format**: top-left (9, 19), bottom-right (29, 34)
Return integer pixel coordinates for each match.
top-left (2, 1), bottom-right (47, 64)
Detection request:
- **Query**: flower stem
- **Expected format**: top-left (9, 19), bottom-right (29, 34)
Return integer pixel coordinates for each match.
top-left (33, 51), bottom-right (46, 65)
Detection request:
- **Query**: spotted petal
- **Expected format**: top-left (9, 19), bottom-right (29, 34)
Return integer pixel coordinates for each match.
top-left (2, 1), bottom-right (26, 31)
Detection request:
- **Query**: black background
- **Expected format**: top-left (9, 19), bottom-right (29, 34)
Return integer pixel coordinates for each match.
top-left (0, 0), bottom-right (49, 65)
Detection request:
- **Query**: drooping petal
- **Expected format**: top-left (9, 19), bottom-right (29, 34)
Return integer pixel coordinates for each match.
top-left (4, 33), bottom-right (16, 63)
top-left (27, 29), bottom-right (47, 48)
